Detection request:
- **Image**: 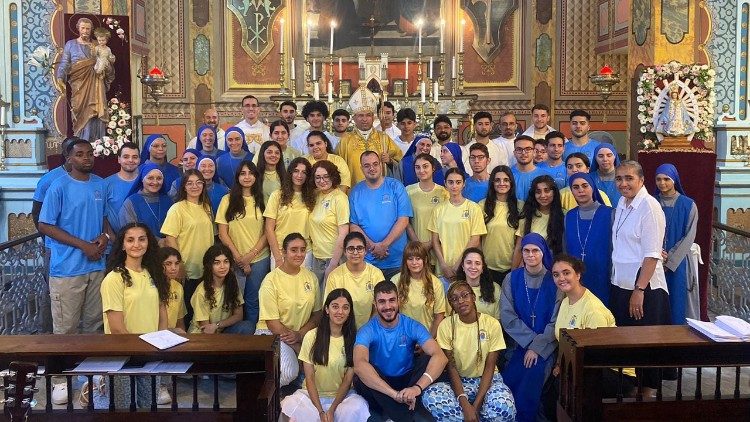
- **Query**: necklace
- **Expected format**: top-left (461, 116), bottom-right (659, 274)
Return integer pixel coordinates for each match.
top-left (144, 195), bottom-right (161, 225)
top-left (614, 207), bottom-right (635, 240)
top-left (523, 275), bottom-right (542, 327)
top-left (576, 210), bottom-right (594, 260)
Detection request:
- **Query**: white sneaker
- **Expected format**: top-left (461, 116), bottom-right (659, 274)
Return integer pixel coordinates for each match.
top-left (157, 384), bottom-right (171, 405)
top-left (51, 383), bottom-right (68, 405)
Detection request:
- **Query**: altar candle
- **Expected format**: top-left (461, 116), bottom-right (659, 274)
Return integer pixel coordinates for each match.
top-left (279, 18), bottom-right (284, 54)
top-left (312, 58), bottom-right (317, 80)
top-left (459, 19), bottom-right (465, 53)
top-left (306, 21), bottom-right (311, 54)
top-left (420, 81), bottom-right (426, 103)
top-left (328, 81), bottom-right (333, 102)
top-left (433, 81), bottom-right (439, 102)
top-left (338, 57), bottom-right (342, 80)
top-left (405, 57), bottom-right (409, 80)
top-left (314, 81), bottom-right (320, 100)
top-left (440, 20), bottom-right (445, 54)
top-left (0, 105), bottom-right (6, 127)
top-left (451, 56), bottom-right (456, 78)
top-left (291, 57), bottom-right (295, 80)
top-left (417, 22), bottom-right (422, 54)
top-left (429, 57), bottom-right (433, 80)
top-left (329, 21), bottom-right (336, 55)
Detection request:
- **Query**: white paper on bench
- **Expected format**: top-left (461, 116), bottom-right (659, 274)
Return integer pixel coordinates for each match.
top-left (139, 330), bottom-right (189, 350)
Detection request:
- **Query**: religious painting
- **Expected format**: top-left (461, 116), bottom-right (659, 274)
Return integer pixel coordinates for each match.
top-left (661, 0), bottom-right (689, 44)
top-left (461, 0), bottom-right (518, 63)
top-left (392, 79), bottom-right (406, 96)
top-left (227, 0), bottom-right (284, 62)
top-left (632, 0), bottom-right (651, 46)
top-left (305, 0), bottom-right (444, 55)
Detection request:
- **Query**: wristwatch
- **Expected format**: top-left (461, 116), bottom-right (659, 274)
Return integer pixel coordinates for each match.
top-left (636, 285), bottom-right (646, 292)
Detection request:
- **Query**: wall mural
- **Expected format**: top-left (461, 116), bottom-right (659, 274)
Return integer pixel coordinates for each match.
top-left (227, 0), bottom-right (283, 62)
top-left (661, 0), bottom-right (689, 44)
top-left (462, 0), bottom-right (518, 63)
top-left (632, 0), bottom-right (650, 46)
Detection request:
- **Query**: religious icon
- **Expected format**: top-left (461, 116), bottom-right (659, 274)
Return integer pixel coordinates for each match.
top-left (392, 79), bottom-right (405, 96)
top-left (462, 0), bottom-right (518, 62)
top-left (654, 82), bottom-right (696, 139)
top-left (93, 27), bottom-right (116, 79)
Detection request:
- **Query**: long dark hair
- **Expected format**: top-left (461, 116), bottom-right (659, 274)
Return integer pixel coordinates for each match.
top-left (521, 175), bottom-right (564, 255)
top-left (455, 247), bottom-right (495, 303)
top-left (225, 160), bottom-right (265, 221)
top-left (280, 157), bottom-right (316, 211)
top-left (307, 130), bottom-right (334, 154)
top-left (200, 244), bottom-right (241, 313)
top-left (175, 169), bottom-right (212, 217)
top-left (106, 222), bottom-right (169, 303)
top-left (257, 140), bottom-right (286, 188)
top-left (310, 288), bottom-right (356, 367)
top-left (484, 165), bottom-right (520, 229)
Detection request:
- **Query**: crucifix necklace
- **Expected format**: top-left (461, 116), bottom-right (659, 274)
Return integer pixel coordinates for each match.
top-left (614, 207), bottom-right (635, 240)
top-left (576, 212), bottom-right (594, 261)
top-left (523, 277), bottom-right (542, 327)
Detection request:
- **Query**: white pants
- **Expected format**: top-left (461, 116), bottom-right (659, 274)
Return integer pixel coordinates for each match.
top-left (254, 329), bottom-right (299, 386)
top-left (281, 389), bottom-right (370, 421)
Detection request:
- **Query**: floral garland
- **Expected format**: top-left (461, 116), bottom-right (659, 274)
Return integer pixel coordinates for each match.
top-left (103, 17), bottom-right (127, 42)
top-left (636, 61), bottom-right (715, 150)
top-left (91, 98), bottom-right (132, 157)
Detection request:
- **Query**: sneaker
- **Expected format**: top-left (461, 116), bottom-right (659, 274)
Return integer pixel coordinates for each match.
top-left (51, 383), bottom-right (68, 405)
top-left (157, 384), bottom-right (171, 405)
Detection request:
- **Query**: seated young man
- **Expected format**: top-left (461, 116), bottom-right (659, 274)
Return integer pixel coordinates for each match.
top-left (354, 281), bottom-right (448, 422)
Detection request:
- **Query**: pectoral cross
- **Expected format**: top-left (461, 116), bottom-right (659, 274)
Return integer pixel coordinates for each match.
top-left (581, 251), bottom-right (586, 260)
top-left (530, 312), bottom-right (536, 327)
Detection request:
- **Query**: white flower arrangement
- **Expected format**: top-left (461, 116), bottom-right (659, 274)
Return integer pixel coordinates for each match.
top-left (636, 61), bottom-right (715, 150)
top-left (91, 98), bottom-right (132, 157)
top-left (104, 17), bottom-right (128, 42)
top-left (28, 46), bottom-right (53, 70)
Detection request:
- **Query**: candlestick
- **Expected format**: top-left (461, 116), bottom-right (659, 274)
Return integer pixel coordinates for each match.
top-left (338, 57), bottom-right (342, 80)
top-left (429, 57), bottom-right (433, 80)
top-left (420, 81), bottom-right (426, 103)
top-left (312, 58), bottom-right (317, 80)
top-left (440, 20), bottom-right (445, 54)
top-left (452, 56), bottom-right (456, 78)
top-left (459, 19), bottom-right (465, 53)
top-left (417, 20), bottom-right (423, 54)
top-left (329, 21), bottom-right (336, 55)
top-left (314, 81), bottom-right (320, 100)
top-left (291, 57), bottom-right (296, 80)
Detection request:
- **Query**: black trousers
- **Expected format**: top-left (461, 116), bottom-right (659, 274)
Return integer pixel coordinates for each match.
top-left (183, 278), bottom-right (201, 328)
top-left (354, 354), bottom-right (435, 422)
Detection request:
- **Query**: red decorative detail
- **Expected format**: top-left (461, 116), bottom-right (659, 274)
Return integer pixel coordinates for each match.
top-left (148, 66), bottom-right (164, 77)
top-left (599, 65), bottom-right (614, 75)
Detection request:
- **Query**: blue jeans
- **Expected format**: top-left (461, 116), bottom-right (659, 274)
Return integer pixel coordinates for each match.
top-left (238, 256), bottom-right (271, 331)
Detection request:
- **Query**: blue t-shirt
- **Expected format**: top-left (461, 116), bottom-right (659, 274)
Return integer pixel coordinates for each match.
top-left (355, 314), bottom-right (431, 377)
top-left (563, 139), bottom-right (600, 162)
top-left (33, 166), bottom-right (67, 202)
top-left (537, 162), bottom-right (567, 190)
top-left (349, 177), bottom-right (413, 270)
top-left (104, 173), bottom-right (138, 234)
top-left (511, 166), bottom-right (546, 201)
top-left (39, 174), bottom-right (107, 277)
top-left (463, 177), bottom-right (489, 203)
top-left (216, 152), bottom-right (251, 189)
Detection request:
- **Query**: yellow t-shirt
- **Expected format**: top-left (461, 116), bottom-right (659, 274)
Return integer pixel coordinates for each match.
top-left (336, 131), bottom-right (404, 183)
top-left (480, 199), bottom-right (522, 272)
top-left (560, 187), bottom-right (611, 213)
top-left (390, 273), bottom-right (446, 330)
top-left (325, 263), bottom-right (385, 329)
top-left (428, 199), bottom-right (487, 275)
top-left (101, 268), bottom-right (160, 334)
top-left (257, 267), bottom-right (321, 331)
top-left (308, 189), bottom-right (350, 259)
top-left (215, 194), bottom-right (270, 263)
top-left (261, 170), bottom-right (282, 205)
top-left (406, 183), bottom-right (449, 243)
top-left (555, 289), bottom-right (637, 377)
top-left (472, 284), bottom-right (501, 319)
top-left (252, 147), bottom-right (303, 169)
top-left (299, 329), bottom-right (349, 397)
top-left (305, 153), bottom-right (352, 188)
top-left (437, 313), bottom-right (505, 378)
top-left (166, 278), bottom-right (186, 329)
top-left (516, 212), bottom-right (550, 241)
top-left (264, 190), bottom-right (311, 252)
top-left (189, 282), bottom-right (245, 333)
top-left (161, 200), bottom-right (214, 279)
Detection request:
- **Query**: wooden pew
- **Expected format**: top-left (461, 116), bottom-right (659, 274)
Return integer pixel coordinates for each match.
top-left (557, 325), bottom-right (750, 421)
top-left (0, 334), bottom-right (279, 421)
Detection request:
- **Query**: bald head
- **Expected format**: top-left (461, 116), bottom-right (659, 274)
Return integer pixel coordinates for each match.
top-left (203, 108), bottom-right (219, 128)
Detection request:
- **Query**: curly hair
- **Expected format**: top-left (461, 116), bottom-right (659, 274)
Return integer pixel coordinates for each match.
top-left (396, 241), bottom-right (435, 309)
top-left (280, 157), bottom-right (316, 211)
top-left (520, 175), bottom-right (564, 255)
top-left (106, 223), bottom-right (169, 303)
top-left (484, 165), bottom-right (520, 229)
top-left (302, 101), bottom-right (330, 120)
top-left (199, 244), bottom-right (241, 313)
top-left (310, 159), bottom-right (341, 190)
top-left (225, 160), bottom-right (265, 221)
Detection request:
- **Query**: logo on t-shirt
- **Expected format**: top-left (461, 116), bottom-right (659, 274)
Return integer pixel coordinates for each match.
top-left (479, 329), bottom-right (489, 342)
top-left (304, 281), bottom-right (312, 292)
top-left (398, 334), bottom-right (408, 347)
top-left (431, 196), bottom-right (439, 204)
top-left (568, 314), bottom-right (577, 329)
top-left (94, 190), bottom-right (103, 201)
top-left (462, 209), bottom-right (470, 219)
top-left (366, 281), bottom-right (374, 292)
top-left (322, 199), bottom-right (331, 209)
top-left (382, 194), bottom-right (392, 204)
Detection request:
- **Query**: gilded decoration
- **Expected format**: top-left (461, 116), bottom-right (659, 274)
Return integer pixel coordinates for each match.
top-left (227, 0), bottom-right (284, 62)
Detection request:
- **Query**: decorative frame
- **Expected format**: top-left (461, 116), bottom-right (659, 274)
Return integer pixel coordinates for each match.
top-left (392, 79), bottom-right (406, 96)
top-left (340, 80), bottom-right (352, 97)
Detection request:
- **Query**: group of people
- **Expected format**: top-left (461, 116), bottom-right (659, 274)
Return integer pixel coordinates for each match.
top-left (31, 87), bottom-right (699, 421)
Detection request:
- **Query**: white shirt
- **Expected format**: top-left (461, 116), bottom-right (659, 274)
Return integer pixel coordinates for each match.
top-left (235, 119), bottom-right (270, 155)
top-left (465, 138), bottom-right (509, 172)
top-left (291, 129), bottom-right (338, 154)
top-left (376, 124), bottom-right (401, 141)
top-left (521, 124), bottom-right (554, 139)
top-left (289, 122), bottom-right (308, 143)
top-left (611, 186), bottom-right (668, 292)
top-left (492, 136), bottom-right (517, 167)
top-left (187, 127), bottom-right (226, 150)
top-left (393, 136), bottom-right (414, 154)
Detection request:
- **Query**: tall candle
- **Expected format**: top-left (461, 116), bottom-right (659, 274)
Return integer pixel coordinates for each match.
top-left (338, 57), bottom-right (342, 80)
top-left (440, 20), bottom-right (445, 54)
top-left (451, 56), bottom-right (456, 78)
top-left (0, 105), bottom-right (6, 127)
top-left (433, 82), bottom-right (439, 102)
top-left (429, 57), bottom-right (433, 79)
top-left (420, 81), bottom-right (426, 103)
top-left (459, 19), bottom-right (465, 53)
top-left (405, 57), bottom-right (409, 80)
top-left (329, 21), bottom-right (336, 55)
top-left (312, 58), bottom-right (317, 80)
top-left (314, 81), bottom-right (320, 100)
top-left (291, 57), bottom-right (295, 80)
top-left (328, 81), bottom-right (333, 102)
top-left (306, 22), bottom-right (311, 54)
top-left (279, 18), bottom-right (284, 54)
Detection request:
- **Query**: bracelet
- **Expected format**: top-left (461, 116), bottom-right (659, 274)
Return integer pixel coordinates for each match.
top-left (457, 393), bottom-right (468, 401)
top-left (215, 322), bottom-right (221, 329)
top-left (102, 232), bottom-right (111, 241)
top-left (414, 384), bottom-right (423, 395)
top-left (422, 372), bottom-right (434, 384)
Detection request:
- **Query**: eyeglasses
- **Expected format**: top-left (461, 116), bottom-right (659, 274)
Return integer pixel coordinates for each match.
top-left (345, 245), bottom-right (366, 254)
top-left (315, 175), bottom-right (331, 181)
top-left (449, 291), bottom-right (473, 304)
top-left (522, 249), bottom-right (542, 255)
top-left (515, 147), bottom-right (534, 154)
top-left (185, 181), bottom-right (205, 187)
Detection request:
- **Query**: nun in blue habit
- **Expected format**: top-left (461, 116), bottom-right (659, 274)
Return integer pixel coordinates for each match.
top-left (654, 163), bottom-right (697, 325)
top-left (119, 162), bottom-right (173, 239)
top-left (197, 155), bottom-right (229, 217)
top-left (440, 142), bottom-right (469, 178)
top-left (195, 124), bottom-right (226, 159)
top-left (564, 172), bottom-right (614, 306)
top-left (140, 134), bottom-right (181, 193)
top-left (398, 134), bottom-right (445, 186)
top-left (216, 126), bottom-right (251, 188)
top-left (500, 233), bottom-right (562, 422)
top-left (590, 142), bottom-right (622, 206)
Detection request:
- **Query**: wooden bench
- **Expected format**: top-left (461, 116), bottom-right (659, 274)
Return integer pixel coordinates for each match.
top-left (0, 334), bottom-right (279, 421)
top-left (557, 325), bottom-right (750, 421)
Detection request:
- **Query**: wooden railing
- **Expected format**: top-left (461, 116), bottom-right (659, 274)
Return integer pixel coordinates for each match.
top-left (557, 326), bottom-right (750, 421)
top-left (0, 334), bottom-right (279, 421)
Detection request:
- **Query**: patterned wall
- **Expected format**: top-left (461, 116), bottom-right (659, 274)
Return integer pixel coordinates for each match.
top-left (21, 0), bottom-right (57, 134)
top-left (145, 0), bottom-right (185, 98)
top-left (705, 0), bottom-right (738, 115)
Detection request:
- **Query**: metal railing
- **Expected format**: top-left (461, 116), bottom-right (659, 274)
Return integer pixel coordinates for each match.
top-left (0, 233), bottom-right (49, 334)
top-left (709, 222), bottom-right (750, 320)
